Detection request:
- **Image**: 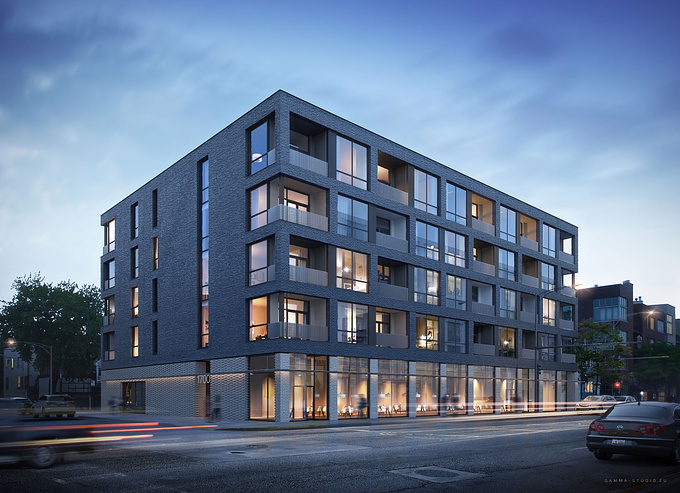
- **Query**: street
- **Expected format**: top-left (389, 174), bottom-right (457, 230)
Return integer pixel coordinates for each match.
top-left (2, 414), bottom-right (679, 492)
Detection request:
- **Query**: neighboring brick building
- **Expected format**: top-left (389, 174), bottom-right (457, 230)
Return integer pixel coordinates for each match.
top-left (100, 91), bottom-right (579, 420)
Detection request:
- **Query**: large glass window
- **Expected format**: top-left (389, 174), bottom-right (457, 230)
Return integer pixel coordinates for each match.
top-left (593, 297), bottom-right (628, 322)
top-left (542, 224), bottom-right (556, 257)
top-left (500, 288), bottom-right (517, 320)
top-left (249, 355), bottom-right (275, 420)
top-left (444, 230), bottom-right (465, 267)
top-left (539, 334), bottom-right (556, 361)
top-left (416, 314), bottom-right (439, 350)
top-left (445, 364), bottom-right (467, 414)
top-left (104, 259), bottom-right (115, 290)
top-left (337, 302), bottom-right (368, 344)
top-left (414, 169), bottom-right (438, 215)
top-left (290, 354), bottom-right (328, 421)
top-left (285, 188), bottom-right (309, 211)
top-left (541, 262), bottom-right (555, 291)
top-left (249, 296), bottom-right (268, 340)
top-left (500, 206), bottom-right (516, 243)
top-left (336, 136), bottom-right (367, 189)
top-left (103, 332), bottom-right (115, 361)
top-left (498, 327), bottom-right (516, 357)
top-left (446, 275), bottom-right (466, 310)
top-left (562, 304), bottom-right (574, 323)
top-left (446, 183), bottom-right (466, 225)
top-left (336, 248), bottom-right (368, 292)
top-left (445, 319), bottom-right (467, 353)
top-left (104, 219), bottom-right (115, 253)
top-left (338, 195), bottom-right (369, 241)
top-left (250, 120), bottom-right (270, 174)
top-left (473, 366), bottom-right (494, 414)
top-left (498, 248), bottom-right (515, 281)
top-left (543, 298), bottom-right (557, 326)
top-left (285, 298), bottom-right (308, 325)
top-left (377, 360), bottom-right (408, 417)
top-left (249, 239), bottom-right (270, 286)
top-left (415, 221), bottom-right (439, 260)
top-left (250, 183), bottom-right (268, 230)
top-left (416, 362), bottom-right (439, 415)
top-left (414, 267), bottom-right (439, 305)
top-left (337, 357), bottom-right (369, 419)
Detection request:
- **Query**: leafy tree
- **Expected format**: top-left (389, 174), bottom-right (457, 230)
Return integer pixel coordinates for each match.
top-left (0, 274), bottom-right (102, 393)
top-left (575, 321), bottom-right (631, 394)
top-left (633, 343), bottom-right (680, 400)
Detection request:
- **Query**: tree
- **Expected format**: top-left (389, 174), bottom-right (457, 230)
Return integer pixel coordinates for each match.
top-left (0, 274), bottom-right (102, 393)
top-left (575, 322), bottom-right (631, 394)
top-left (633, 343), bottom-right (680, 400)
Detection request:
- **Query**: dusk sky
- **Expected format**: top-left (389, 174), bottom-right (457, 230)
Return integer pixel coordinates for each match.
top-left (1, 0), bottom-right (678, 309)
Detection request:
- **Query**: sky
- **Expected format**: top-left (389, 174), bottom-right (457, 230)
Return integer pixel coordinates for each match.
top-left (1, 0), bottom-right (679, 309)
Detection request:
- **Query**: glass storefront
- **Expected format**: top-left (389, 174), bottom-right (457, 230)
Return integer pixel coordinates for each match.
top-left (337, 357), bottom-right (369, 419)
top-left (473, 365), bottom-right (494, 413)
top-left (540, 370), bottom-right (557, 411)
top-left (498, 368), bottom-right (517, 412)
top-left (249, 354), bottom-right (275, 420)
top-left (377, 359), bottom-right (408, 417)
top-left (290, 354), bottom-right (327, 420)
top-left (416, 362), bottom-right (439, 416)
top-left (445, 364), bottom-right (467, 414)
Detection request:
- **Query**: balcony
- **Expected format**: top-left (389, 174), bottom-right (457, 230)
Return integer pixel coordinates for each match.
top-left (471, 218), bottom-right (494, 236)
top-left (522, 275), bottom-right (539, 289)
top-left (472, 260), bottom-right (495, 277)
top-left (559, 319), bottom-right (575, 330)
top-left (376, 182), bottom-right (408, 205)
top-left (268, 204), bottom-right (328, 231)
top-left (376, 232), bottom-right (408, 253)
top-left (520, 236), bottom-right (539, 251)
top-left (375, 332), bottom-right (408, 349)
top-left (473, 343), bottom-right (495, 356)
top-left (559, 251), bottom-right (575, 264)
top-left (520, 310), bottom-right (535, 323)
top-left (267, 322), bottom-right (328, 342)
top-left (376, 283), bottom-right (409, 301)
top-left (562, 353), bottom-right (576, 364)
top-left (471, 302), bottom-right (495, 316)
top-left (289, 265), bottom-right (328, 287)
top-left (290, 148), bottom-right (327, 176)
top-left (521, 349), bottom-right (535, 360)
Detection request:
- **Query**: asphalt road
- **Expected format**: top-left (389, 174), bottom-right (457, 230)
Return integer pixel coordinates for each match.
top-left (2, 414), bottom-right (679, 492)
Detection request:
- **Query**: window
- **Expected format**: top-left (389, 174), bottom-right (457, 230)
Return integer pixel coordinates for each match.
top-left (131, 326), bottom-right (139, 358)
top-left (249, 296), bottom-right (268, 340)
top-left (414, 169), bottom-right (438, 214)
top-left (445, 319), bottom-right (467, 353)
top-left (541, 263), bottom-right (555, 291)
top-left (500, 288), bottom-right (517, 320)
top-left (152, 320), bottom-right (158, 355)
top-left (444, 231), bottom-right (465, 267)
top-left (201, 159), bottom-right (209, 304)
top-left (498, 327), bottom-right (516, 357)
top-left (543, 298), bottom-right (556, 326)
top-left (152, 189), bottom-right (158, 227)
top-left (336, 135), bottom-right (367, 189)
top-left (446, 183), bottom-right (466, 225)
top-left (104, 219), bottom-right (115, 253)
top-left (103, 332), bottom-right (115, 361)
top-left (249, 239), bottom-right (270, 285)
top-left (104, 259), bottom-right (115, 290)
top-left (200, 303), bottom-right (209, 347)
top-left (539, 334), bottom-right (556, 361)
top-left (377, 165), bottom-right (390, 184)
top-left (285, 298), bottom-right (308, 325)
top-left (378, 264), bottom-right (391, 284)
top-left (415, 221), bottom-right (439, 260)
top-left (131, 203), bottom-right (139, 239)
top-left (593, 297), bottom-right (628, 322)
top-left (284, 188), bottom-right (309, 211)
top-left (131, 247), bottom-right (139, 279)
top-left (376, 310), bottom-right (391, 333)
top-left (542, 224), bottom-right (556, 257)
top-left (446, 275), bottom-right (466, 310)
top-left (104, 296), bottom-right (115, 325)
top-left (336, 248), bottom-right (368, 292)
top-left (414, 267), bottom-right (439, 305)
top-left (667, 314), bottom-right (674, 335)
top-left (289, 244), bottom-right (308, 267)
top-left (416, 314), bottom-right (439, 350)
top-left (152, 278), bottom-right (158, 312)
top-left (500, 206), bottom-right (516, 243)
top-left (250, 184), bottom-right (268, 230)
top-left (376, 217), bottom-right (391, 235)
top-left (337, 302), bottom-right (368, 344)
top-left (562, 304), bottom-right (573, 322)
top-left (338, 195), bottom-right (368, 240)
top-left (250, 120), bottom-right (270, 174)
top-left (562, 336), bottom-right (575, 354)
top-left (498, 248), bottom-right (516, 281)
top-left (131, 287), bottom-right (139, 318)
top-left (152, 237), bottom-right (159, 270)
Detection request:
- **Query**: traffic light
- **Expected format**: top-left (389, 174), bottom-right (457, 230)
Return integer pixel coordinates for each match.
top-left (614, 381), bottom-right (620, 390)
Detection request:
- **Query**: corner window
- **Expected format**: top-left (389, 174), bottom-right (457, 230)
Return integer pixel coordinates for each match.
top-left (104, 219), bottom-right (115, 253)
top-left (336, 136), bottom-right (367, 189)
top-left (414, 169), bottom-right (438, 215)
top-left (250, 120), bottom-right (271, 175)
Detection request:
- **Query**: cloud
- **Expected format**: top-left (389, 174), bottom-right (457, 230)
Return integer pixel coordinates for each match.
top-left (481, 24), bottom-right (563, 65)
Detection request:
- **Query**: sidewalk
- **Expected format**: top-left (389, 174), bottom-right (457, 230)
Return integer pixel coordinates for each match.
top-left (79, 408), bottom-right (598, 431)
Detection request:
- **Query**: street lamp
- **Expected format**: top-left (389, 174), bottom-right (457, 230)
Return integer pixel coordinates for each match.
top-left (7, 339), bottom-right (53, 394)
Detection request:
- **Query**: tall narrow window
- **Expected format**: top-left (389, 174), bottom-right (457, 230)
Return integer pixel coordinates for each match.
top-left (131, 247), bottom-right (139, 279)
top-left (104, 219), bottom-right (115, 253)
top-left (104, 296), bottom-right (115, 325)
top-left (446, 275), bottom-right (466, 310)
top-left (543, 298), bottom-right (557, 326)
top-left (414, 169), bottom-right (438, 215)
top-left (249, 239), bottom-right (270, 286)
top-left (152, 320), bottom-right (158, 355)
top-left (336, 136), bottom-right (367, 189)
top-left (249, 296), bottom-right (268, 340)
top-left (446, 183), bottom-right (466, 225)
top-left (337, 302), bottom-right (368, 344)
top-left (250, 183), bottom-right (268, 230)
top-left (131, 287), bottom-right (139, 318)
top-left (445, 319), bottom-right (467, 353)
top-left (104, 332), bottom-right (115, 361)
top-left (131, 326), bottom-right (139, 358)
top-left (103, 259), bottom-right (115, 290)
top-left (416, 314), bottom-right (439, 350)
top-left (336, 248), bottom-right (368, 292)
top-left (541, 262), bottom-right (555, 291)
top-left (152, 189), bottom-right (158, 227)
top-left (250, 120), bottom-right (270, 174)
top-left (131, 203), bottom-right (139, 239)
top-left (337, 195), bottom-right (368, 240)
top-left (152, 237), bottom-right (159, 270)
top-left (414, 267), bottom-right (439, 305)
top-left (444, 230), bottom-right (466, 267)
top-left (200, 159), bottom-right (209, 348)
top-left (498, 248), bottom-right (516, 281)
top-left (500, 206), bottom-right (516, 243)
top-left (500, 288), bottom-right (517, 319)
top-left (152, 278), bottom-right (158, 312)
top-left (542, 224), bottom-right (556, 257)
top-left (415, 221), bottom-right (439, 260)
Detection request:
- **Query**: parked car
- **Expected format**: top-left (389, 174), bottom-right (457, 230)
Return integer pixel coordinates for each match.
top-left (614, 395), bottom-right (637, 404)
top-left (576, 395), bottom-right (617, 411)
top-left (586, 401), bottom-right (680, 464)
top-left (10, 397), bottom-right (33, 416)
top-left (0, 398), bottom-right (93, 467)
top-left (31, 394), bottom-right (76, 418)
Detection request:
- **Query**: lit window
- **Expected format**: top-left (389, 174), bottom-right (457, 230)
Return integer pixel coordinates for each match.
top-left (416, 314), bottom-right (439, 350)
top-left (336, 136), bottom-right (367, 189)
top-left (104, 219), bottom-right (116, 253)
top-left (414, 267), bottom-right (439, 305)
top-left (249, 296), bottom-right (268, 340)
top-left (131, 326), bottom-right (139, 358)
top-left (131, 287), bottom-right (139, 318)
top-left (336, 248), bottom-right (368, 292)
top-left (498, 327), bottom-right (516, 357)
top-left (543, 298), bottom-right (556, 326)
top-left (200, 303), bottom-right (209, 347)
top-left (337, 302), bottom-right (368, 344)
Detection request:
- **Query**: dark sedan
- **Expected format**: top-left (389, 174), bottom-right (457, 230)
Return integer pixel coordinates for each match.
top-left (586, 401), bottom-right (680, 464)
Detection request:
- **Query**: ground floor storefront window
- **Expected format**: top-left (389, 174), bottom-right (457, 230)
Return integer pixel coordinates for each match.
top-left (290, 354), bottom-right (327, 420)
top-left (122, 381), bottom-right (145, 412)
top-left (473, 365), bottom-right (494, 413)
top-left (541, 370), bottom-right (557, 411)
top-left (249, 355), bottom-right (275, 420)
top-left (416, 362), bottom-right (439, 416)
top-left (445, 364), bottom-right (467, 414)
top-left (337, 357), bottom-right (368, 419)
top-left (377, 359), bottom-right (408, 417)
top-left (498, 368), bottom-right (517, 412)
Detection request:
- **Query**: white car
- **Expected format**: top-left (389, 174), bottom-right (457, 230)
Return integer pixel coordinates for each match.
top-left (614, 395), bottom-right (637, 404)
top-left (576, 395), bottom-right (617, 411)
top-left (31, 394), bottom-right (76, 418)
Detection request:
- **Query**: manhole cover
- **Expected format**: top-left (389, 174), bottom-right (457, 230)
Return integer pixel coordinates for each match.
top-left (390, 466), bottom-right (486, 484)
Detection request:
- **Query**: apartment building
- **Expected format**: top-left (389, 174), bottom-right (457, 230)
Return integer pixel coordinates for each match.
top-left (100, 91), bottom-right (579, 420)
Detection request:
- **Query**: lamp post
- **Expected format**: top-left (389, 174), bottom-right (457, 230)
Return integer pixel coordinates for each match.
top-left (7, 339), bottom-right (53, 394)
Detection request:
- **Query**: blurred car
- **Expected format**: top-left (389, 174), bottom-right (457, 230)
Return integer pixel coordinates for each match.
top-left (586, 401), bottom-right (680, 464)
top-left (0, 398), bottom-right (93, 467)
top-left (614, 395), bottom-right (637, 404)
top-left (10, 397), bottom-right (33, 416)
top-left (31, 394), bottom-right (76, 418)
top-left (576, 395), bottom-right (617, 411)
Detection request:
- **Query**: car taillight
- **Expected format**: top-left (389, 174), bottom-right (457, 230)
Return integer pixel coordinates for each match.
top-left (635, 424), bottom-right (666, 435)
top-left (47, 401), bottom-right (56, 405)
top-left (69, 401), bottom-right (75, 405)
top-left (589, 422), bottom-right (606, 432)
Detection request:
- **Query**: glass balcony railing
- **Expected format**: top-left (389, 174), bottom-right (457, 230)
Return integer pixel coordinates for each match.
top-left (289, 265), bottom-right (328, 286)
top-left (267, 322), bottom-right (328, 342)
top-left (290, 149), bottom-right (328, 176)
top-left (268, 204), bottom-right (328, 231)
top-left (376, 182), bottom-right (408, 205)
